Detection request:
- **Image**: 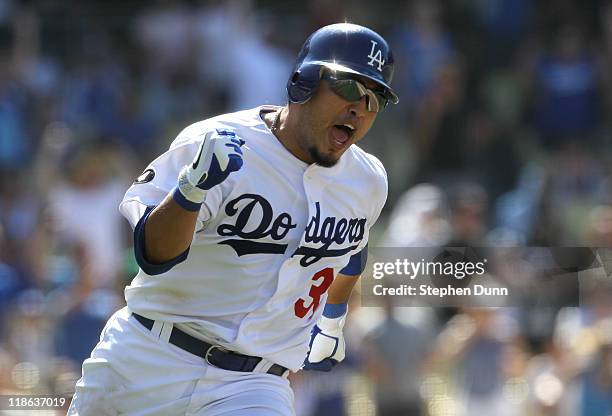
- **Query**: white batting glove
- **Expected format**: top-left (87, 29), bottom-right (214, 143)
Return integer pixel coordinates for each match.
top-left (303, 304), bottom-right (347, 372)
top-left (174, 129), bottom-right (245, 211)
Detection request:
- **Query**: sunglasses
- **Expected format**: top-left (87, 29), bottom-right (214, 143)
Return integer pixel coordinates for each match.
top-left (322, 72), bottom-right (389, 113)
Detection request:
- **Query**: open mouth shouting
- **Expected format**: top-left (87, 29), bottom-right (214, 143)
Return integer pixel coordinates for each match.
top-left (329, 123), bottom-right (356, 150)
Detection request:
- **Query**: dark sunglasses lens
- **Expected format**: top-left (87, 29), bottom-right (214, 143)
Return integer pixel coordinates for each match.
top-left (327, 75), bottom-right (388, 113)
top-left (330, 79), bottom-right (363, 102)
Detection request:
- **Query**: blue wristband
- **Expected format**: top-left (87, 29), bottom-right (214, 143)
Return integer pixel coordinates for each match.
top-left (172, 187), bottom-right (203, 212)
top-left (323, 302), bottom-right (347, 319)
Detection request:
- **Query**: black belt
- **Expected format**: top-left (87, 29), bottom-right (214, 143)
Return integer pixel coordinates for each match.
top-left (132, 313), bottom-right (288, 377)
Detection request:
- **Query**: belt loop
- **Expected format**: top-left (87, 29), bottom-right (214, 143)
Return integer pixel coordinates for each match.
top-left (252, 358), bottom-right (273, 373)
top-left (151, 320), bottom-right (163, 337)
top-left (159, 322), bottom-right (173, 342)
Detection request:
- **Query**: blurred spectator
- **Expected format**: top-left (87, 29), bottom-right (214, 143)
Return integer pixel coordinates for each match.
top-left (587, 203), bottom-right (612, 246)
top-left (0, 234), bottom-right (25, 329)
top-left (380, 183), bottom-right (451, 246)
top-left (463, 107), bottom-right (521, 200)
top-left (392, 0), bottom-right (455, 107)
top-left (0, 54), bottom-right (31, 170)
top-left (3, 289), bottom-right (54, 390)
top-left (427, 308), bottom-right (525, 416)
top-left (553, 286), bottom-right (612, 415)
top-left (466, 0), bottom-right (534, 68)
top-left (59, 32), bottom-right (128, 139)
top-left (580, 343), bottom-right (612, 415)
top-left (447, 183), bottom-right (488, 246)
top-left (525, 23), bottom-right (602, 148)
top-left (54, 288), bottom-right (122, 367)
top-left (545, 145), bottom-right (607, 244)
top-left (104, 87), bottom-right (159, 158)
top-left (194, 1), bottom-right (292, 111)
top-left (411, 62), bottom-right (472, 186)
top-left (0, 173), bottom-right (43, 289)
top-left (411, 58), bottom-right (521, 198)
top-left (494, 163), bottom-right (547, 242)
top-left (362, 297), bottom-right (432, 415)
top-left (133, 0), bottom-right (195, 81)
top-left (292, 368), bottom-right (350, 416)
top-left (46, 140), bottom-right (129, 289)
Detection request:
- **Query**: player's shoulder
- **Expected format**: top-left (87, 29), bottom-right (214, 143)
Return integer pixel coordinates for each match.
top-left (337, 145), bottom-right (388, 220)
top-left (344, 144), bottom-right (388, 185)
top-left (171, 107), bottom-right (268, 148)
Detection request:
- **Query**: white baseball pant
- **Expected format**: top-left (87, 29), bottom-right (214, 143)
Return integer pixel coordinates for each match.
top-left (67, 307), bottom-right (295, 415)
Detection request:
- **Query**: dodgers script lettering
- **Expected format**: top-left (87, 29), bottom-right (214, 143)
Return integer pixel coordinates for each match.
top-left (294, 202), bottom-right (366, 267)
top-left (218, 194), bottom-right (296, 255)
top-left (217, 195), bottom-right (366, 267)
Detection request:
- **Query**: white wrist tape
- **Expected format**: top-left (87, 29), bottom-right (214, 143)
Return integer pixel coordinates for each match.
top-left (177, 165), bottom-right (208, 204)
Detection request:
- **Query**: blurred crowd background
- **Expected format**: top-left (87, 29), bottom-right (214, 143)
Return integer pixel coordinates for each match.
top-left (0, 0), bottom-right (611, 415)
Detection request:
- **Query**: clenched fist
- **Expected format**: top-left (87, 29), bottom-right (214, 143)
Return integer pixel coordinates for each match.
top-left (175, 129), bottom-right (245, 211)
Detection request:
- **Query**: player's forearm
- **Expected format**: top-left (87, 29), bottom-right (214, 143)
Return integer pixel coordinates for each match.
top-left (327, 273), bottom-right (360, 304)
top-left (304, 272), bottom-right (357, 371)
top-left (141, 130), bottom-right (244, 266)
top-left (144, 193), bottom-right (199, 263)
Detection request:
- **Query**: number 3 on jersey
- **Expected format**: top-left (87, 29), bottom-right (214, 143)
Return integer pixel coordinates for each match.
top-left (294, 268), bottom-right (334, 319)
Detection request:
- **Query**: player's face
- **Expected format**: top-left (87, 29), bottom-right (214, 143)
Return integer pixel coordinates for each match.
top-left (295, 77), bottom-right (379, 167)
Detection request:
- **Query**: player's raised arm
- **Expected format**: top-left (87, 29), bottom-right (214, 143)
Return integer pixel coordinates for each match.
top-left (144, 130), bottom-right (245, 263)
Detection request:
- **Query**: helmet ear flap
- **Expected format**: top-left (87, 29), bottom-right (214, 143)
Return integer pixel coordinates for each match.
top-left (287, 64), bottom-right (322, 104)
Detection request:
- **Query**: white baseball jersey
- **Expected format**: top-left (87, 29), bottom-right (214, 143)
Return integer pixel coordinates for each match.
top-left (119, 105), bottom-right (387, 371)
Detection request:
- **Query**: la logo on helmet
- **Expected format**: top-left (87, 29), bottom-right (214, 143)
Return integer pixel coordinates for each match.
top-left (367, 40), bottom-right (385, 71)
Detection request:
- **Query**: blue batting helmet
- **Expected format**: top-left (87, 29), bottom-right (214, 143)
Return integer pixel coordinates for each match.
top-left (287, 23), bottom-right (399, 105)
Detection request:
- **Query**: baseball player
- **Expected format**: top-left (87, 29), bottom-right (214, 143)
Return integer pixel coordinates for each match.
top-left (68, 23), bottom-right (398, 415)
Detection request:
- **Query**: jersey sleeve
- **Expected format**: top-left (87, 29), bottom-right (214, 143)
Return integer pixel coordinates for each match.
top-left (118, 127), bottom-right (223, 231)
top-left (339, 153), bottom-right (388, 276)
top-left (339, 243), bottom-right (368, 276)
top-left (370, 158), bottom-right (388, 227)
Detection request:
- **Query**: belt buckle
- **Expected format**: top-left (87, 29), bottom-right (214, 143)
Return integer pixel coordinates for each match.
top-left (204, 344), bottom-right (227, 366)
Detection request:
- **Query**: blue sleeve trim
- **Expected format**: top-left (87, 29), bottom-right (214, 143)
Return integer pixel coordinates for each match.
top-left (172, 187), bottom-right (203, 212)
top-left (134, 206), bottom-right (190, 275)
top-left (339, 244), bottom-right (368, 276)
top-left (323, 302), bottom-right (348, 318)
